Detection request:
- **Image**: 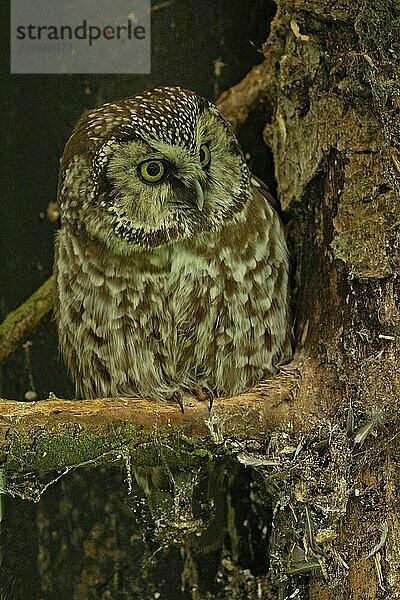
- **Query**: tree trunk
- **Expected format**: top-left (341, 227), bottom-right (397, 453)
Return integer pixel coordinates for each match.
top-left (263, 1), bottom-right (400, 598)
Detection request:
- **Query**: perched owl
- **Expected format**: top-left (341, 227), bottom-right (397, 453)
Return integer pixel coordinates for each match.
top-left (54, 87), bottom-right (291, 407)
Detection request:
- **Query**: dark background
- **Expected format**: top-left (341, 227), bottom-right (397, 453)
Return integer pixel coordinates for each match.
top-left (0, 0), bottom-right (275, 399)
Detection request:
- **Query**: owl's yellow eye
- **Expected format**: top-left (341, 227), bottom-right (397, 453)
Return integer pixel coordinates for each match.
top-left (138, 160), bottom-right (168, 184)
top-left (199, 144), bottom-right (211, 168)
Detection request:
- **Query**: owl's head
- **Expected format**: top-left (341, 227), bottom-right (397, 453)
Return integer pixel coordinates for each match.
top-left (58, 87), bottom-right (250, 255)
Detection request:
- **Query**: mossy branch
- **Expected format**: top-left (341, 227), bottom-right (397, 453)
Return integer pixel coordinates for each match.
top-left (0, 275), bottom-right (55, 362)
top-left (0, 359), bottom-right (320, 475)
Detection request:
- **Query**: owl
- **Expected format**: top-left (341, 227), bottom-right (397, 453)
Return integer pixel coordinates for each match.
top-left (54, 87), bottom-right (291, 408)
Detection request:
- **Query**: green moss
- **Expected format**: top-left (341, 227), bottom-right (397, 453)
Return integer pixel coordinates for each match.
top-left (5, 425), bottom-right (114, 474)
top-left (3, 420), bottom-right (218, 477)
top-left (179, 434), bottom-right (196, 447)
top-left (0, 275), bottom-right (55, 361)
top-left (192, 448), bottom-right (213, 460)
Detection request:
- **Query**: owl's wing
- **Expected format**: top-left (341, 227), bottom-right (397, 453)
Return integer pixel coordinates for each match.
top-left (250, 173), bottom-right (278, 211)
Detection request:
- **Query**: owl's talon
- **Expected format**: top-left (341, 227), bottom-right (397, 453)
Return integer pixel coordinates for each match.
top-left (194, 386), bottom-right (214, 411)
top-left (205, 388), bottom-right (215, 411)
top-left (172, 390), bottom-right (185, 413)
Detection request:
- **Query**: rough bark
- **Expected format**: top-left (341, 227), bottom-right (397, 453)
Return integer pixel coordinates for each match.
top-left (261, 1), bottom-right (400, 598)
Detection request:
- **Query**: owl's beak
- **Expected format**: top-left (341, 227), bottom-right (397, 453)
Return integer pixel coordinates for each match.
top-left (193, 180), bottom-right (205, 211)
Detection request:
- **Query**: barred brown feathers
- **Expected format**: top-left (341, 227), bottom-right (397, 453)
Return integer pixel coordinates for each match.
top-left (54, 87), bottom-right (291, 404)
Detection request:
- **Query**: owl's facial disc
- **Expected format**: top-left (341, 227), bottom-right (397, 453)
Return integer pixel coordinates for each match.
top-left (59, 88), bottom-right (250, 255)
top-left (95, 138), bottom-right (212, 250)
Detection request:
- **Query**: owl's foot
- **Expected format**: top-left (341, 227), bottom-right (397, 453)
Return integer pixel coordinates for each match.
top-left (193, 386), bottom-right (215, 411)
top-left (171, 390), bottom-right (185, 413)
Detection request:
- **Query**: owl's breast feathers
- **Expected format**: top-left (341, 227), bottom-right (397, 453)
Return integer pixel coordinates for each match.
top-left (55, 181), bottom-right (291, 400)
